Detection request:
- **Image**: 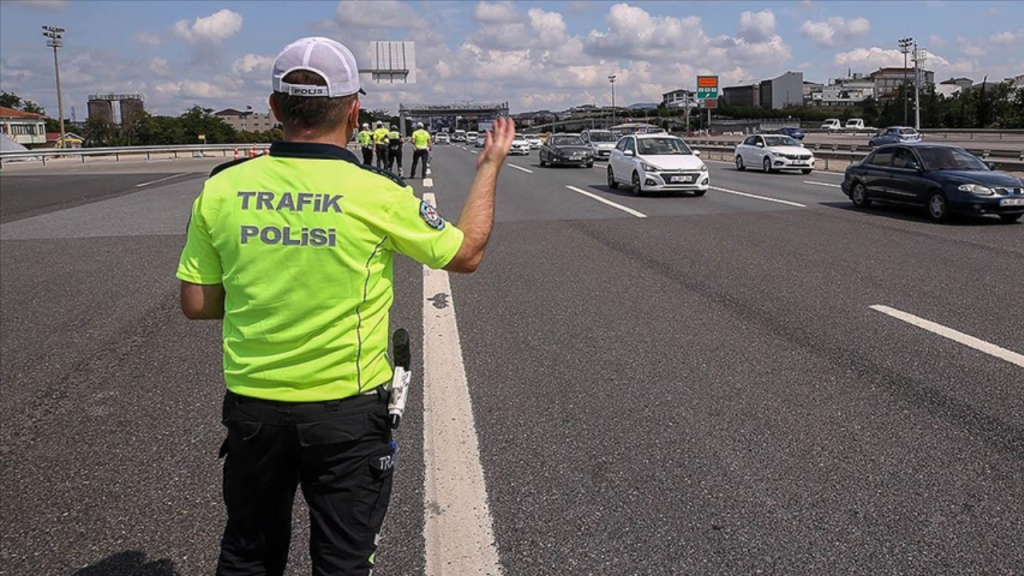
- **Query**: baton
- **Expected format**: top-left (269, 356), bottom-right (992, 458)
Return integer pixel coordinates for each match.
top-left (388, 329), bottom-right (412, 429)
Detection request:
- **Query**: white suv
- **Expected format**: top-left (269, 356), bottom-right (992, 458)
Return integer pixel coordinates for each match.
top-left (607, 133), bottom-right (708, 196)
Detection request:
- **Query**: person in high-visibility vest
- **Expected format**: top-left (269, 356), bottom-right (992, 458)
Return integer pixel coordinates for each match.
top-left (372, 121), bottom-right (390, 169)
top-left (409, 122), bottom-right (432, 179)
top-left (358, 123), bottom-right (373, 164)
top-left (386, 124), bottom-right (404, 177)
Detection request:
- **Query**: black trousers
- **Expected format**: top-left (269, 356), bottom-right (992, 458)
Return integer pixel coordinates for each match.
top-left (361, 146), bottom-right (373, 165)
top-left (411, 149), bottom-right (429, 178)
top-left (374, 145), bottom-right (388, 169)
top-left (216, 389), bottom-right (394, 576)
top-left (387, 148), bottom-right (403, 174)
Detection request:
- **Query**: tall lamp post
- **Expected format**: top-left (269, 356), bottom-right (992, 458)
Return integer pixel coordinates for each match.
top-left (608, 73), bottom-right (617, 127)
top-left (912, 41), bottom-right (926, 130)
top-left (898, 37), bottom-right (913, 126)
top-left (42, 25), bottom-right (66, 149)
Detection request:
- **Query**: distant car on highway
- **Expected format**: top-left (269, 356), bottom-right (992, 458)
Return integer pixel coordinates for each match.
top-left (841, 143), bottom-right (1024, 223)
top-left (607, 133), bottom-right (708, 196)
top-left (509, 134), bottom-right (531, 155)
top-left (580, 129), bottom-right (618, 160)
top-left (821, 119), bottom-right (842, 131)
top-left (525, 134), bottom-right (542, 149)
top-left (869, 126), bottom-right (922, 148)
top-left (473, 133), bottom-right (486, 148)
top-left (734, 134), bottom-right (815, 174)
top-left (539, 133), bottom-right (594, 168)
top-left (844, 119), bottom-right (870, 131)
top-left (466, 131), bottom-right (479, 145)
top-left (452, 130), bottom-right (467, 142)
top-left (766, 126), bottom-right (805, 140)
top-left (435, 132), bottom-right (451, 145)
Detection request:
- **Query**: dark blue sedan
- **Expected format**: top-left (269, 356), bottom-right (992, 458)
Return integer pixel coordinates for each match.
top-left (769, 126), bottom-right (805, 140)
top-left (841, 144), bottom-right (1024, 223)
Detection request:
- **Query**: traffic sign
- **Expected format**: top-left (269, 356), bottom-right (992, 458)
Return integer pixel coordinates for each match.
top-left (696, 75), bottom-right (719, 100)
top-left (701, 99), bottom-right (718, 109)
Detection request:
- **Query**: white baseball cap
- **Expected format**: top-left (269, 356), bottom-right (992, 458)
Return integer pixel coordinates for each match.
top-left (272, 36), bottom-right (365, 97)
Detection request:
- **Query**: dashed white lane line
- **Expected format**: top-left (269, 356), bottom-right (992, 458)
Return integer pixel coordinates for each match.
top-left (421, 193), bottom-right (504, 575)
top-left (708, 185), bottom-right (807, 208)
top-left (803, 181), bottom-right (842, 188)
top-left (870, 305), bottom-right (1024, 368)
top-left (423, 178), bottom-right (434, 188)
top-left (134, 173), bottom-right (191, 187)
top-left (564, 185), bottom-right (647, 218)
top-left (506, 163), bottom-right (534, 174)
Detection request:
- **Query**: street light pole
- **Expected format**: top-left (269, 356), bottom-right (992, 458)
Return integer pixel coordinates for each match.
top-left (608, 74), bottom-right (617, 126)
top-left (42, 25), bottom-right (66, 149)
top-left (898, 37), bottom-right (913, 126)
top-left (913, 41), bottom-right (925, 130)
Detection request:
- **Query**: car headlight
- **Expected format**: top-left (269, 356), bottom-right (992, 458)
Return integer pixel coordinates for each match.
top-left (958, 184), bottom-right (995, 196)
top-left (698, 164), bottom-right (708, 172)
top-left (640, 162), bottom-right (660, 172)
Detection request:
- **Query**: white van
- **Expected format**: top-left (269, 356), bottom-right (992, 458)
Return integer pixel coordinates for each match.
top-left (821, 119), bottom-right (842, 131)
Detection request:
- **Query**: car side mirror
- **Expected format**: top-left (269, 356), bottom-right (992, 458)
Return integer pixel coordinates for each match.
top-left (906, 161), bottom-right (920, 172)
top-left (986, 162), bottom-right (996, 170)
top-left (756, 142), bottom-right (764, 148)
top-left (693, 150), bottom-right (701, 157)
top-left (625, 150), bottom-right (635, 157)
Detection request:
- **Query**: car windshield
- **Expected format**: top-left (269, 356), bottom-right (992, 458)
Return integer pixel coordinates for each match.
top-left (637, 137), bottom-right (693, 155)
top-left (916, 147), bottom-right (989, 171)
top-left (551, 136), bottom-right (584, 146)
top-left (763, 136), bottom-right (800, 147)
top-left (513, 135), bottom-right (526, 141)
top-left (588, 132), bottom-right (616, 142)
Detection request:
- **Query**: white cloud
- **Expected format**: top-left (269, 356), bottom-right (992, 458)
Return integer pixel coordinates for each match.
top-left (172, 9), bottom-right (243, 44)
top-left (736, 9), bottom-right (777, 44)
top-left (334, 0), bottom-right (428, 29)
top-left (929, 34), bottom-right (948, 48)
top-left (989, 31), bottom-right (1019, 44)
top-left (232, 54), bottom-right (275, 77)
top-left (133, 32), bottom-right (162, 47)
top-left (800, 17), bottom-right (871, 48)
top-left (150, 57), bottom-right (172, 78)
top-left (473, 1), bottom-right (520, 24)
top-left (155, 79), bottom-right (235, 100)
top-left (963, 45), bottom-right (986, 57)
top-left (4, 0), bottom-right (67, 10)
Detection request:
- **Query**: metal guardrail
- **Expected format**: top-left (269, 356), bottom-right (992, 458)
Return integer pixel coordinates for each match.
top-left (687, 140), bottom-right (1024, 173)
top-left (0, 143), bottom-right (271, 168)
top-left (799, 128), bottom-right (1024, 140)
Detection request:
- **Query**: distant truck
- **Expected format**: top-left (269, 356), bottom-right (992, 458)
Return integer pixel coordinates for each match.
top-left (843, 119), bottom-right (871, 131)
top-left (821, 119), bottom-right (842, 131)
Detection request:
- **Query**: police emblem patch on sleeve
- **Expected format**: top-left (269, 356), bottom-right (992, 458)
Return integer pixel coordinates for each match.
top-left (419, 200), bottom-right (445, 230)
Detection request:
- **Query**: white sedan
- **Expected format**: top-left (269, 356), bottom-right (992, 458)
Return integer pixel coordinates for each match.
top-left (509, 134), bottom-right (531, 155)
top-left (526, 135), bottom-right (542, 149)
top-left (734, 134), bottom-right (815, 174)
top-left (607, 133), bottom-right (709, 196)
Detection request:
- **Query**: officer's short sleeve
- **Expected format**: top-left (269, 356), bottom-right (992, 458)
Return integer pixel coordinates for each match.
top-left (176, 191), bottom-right (223, 284)
top-left (385, 190), bottom-right (464, 270)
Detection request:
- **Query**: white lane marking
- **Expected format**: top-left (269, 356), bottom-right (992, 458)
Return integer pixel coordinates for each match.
top-left (708, 186), bottom-right (806, 208)
top-left (803, 181), bottom-right (842, 188)
top-left (506, 163), bottom-right (533, 174)
top-left (421, 192), bottom-right (504, 575)
top-left (423, 178), bottom-right (434, 188)
top-left (870, 305), bottom-right (1024, 368)
top-left (564, 185), bottom-right (647, 218)
top-left (134, 173), bottom-right (191, 187)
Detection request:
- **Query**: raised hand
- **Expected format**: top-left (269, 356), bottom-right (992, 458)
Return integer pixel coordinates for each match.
top-left (477, 117), bottom-right (516, 170)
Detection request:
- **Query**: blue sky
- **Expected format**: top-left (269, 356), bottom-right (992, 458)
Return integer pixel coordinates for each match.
top-left (2, 0), bottom-right (1022, 117)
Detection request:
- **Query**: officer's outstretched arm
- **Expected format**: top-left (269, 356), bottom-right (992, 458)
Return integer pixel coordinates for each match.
top-left (180, 281), bottom-right (225, 319)
top-left (444, 117), bottom-right (515, 274)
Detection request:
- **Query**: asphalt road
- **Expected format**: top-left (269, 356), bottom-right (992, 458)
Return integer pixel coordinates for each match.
top-left (1, 145), bottom-right (1022, 576)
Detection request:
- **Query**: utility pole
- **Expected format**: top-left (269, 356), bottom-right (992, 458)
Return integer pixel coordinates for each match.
top-left (42, 25), bottom-right (66, 148)
top-left (898, 37), bottom-right (913, 126)
top-left (608, 74), bottom-right (617, 126)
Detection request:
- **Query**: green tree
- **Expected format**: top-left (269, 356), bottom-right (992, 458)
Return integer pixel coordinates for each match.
top-left (0, 91), bottom-right (21, 109)
top-left (21, 100), bottom-right (45, 115)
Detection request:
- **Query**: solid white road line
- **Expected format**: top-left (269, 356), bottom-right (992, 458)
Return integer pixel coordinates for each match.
top-left (708, 185), bottom-right (807, 208)
top-left (134, 173), bottom-right (191, 187)
top-left (564, 185), bottom-right (647, 218)
top-left (506, 163), bottom-right (534, 174)
top-left (803, 181), bottom-right (842, 188)
top-left (421, 194), bottom-right (503, 576)
top-left (870, 305), bottom-right (1024, 368)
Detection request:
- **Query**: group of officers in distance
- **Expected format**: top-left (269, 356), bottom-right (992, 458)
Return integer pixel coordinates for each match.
top-left (357, 120), bottom-right (432, 179)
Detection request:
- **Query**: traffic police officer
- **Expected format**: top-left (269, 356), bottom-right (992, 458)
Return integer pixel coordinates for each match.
top-left (410, 122), bottom-right (431, 180)
top-left (372, 120), bottom-right (390, 169)
top-left (386, 124), bottom-right (404, 177)
top-left (176, 35), bottom-right (516, 576)
top-left (357, 122), bottom-right (373, 164)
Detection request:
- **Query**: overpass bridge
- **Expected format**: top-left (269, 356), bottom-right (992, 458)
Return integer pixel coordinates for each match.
top-left (398, 102), bottom-right (509, 135)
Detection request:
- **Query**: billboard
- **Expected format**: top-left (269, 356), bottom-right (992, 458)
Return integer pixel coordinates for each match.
top-left (696, 75), bottom-right (719, 101)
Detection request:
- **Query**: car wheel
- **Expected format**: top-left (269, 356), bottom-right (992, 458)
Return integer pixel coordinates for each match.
top-left (631, 172), bottom-right (643, 196)
top-left (539, 153), bottom-right (547, 167)
top-left (607, 166), bottom-right (618, 189)
top-left (735, 155), bottom-right (745, 171)
top-left (998, 213), bottom-right (1022, 223)
top-left (851, 182), bottom-right (872, 209)
top-left (926, 190), bottom-right (950, 222)
top-left (762, 157), bottom-right (772, 173)
top-left (801, 169), bottom-right (812, 175)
